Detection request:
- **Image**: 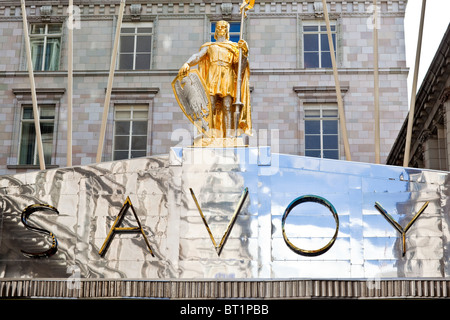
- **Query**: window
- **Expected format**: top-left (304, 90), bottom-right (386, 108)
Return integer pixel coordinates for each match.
top-left (304, 105), bottom-right (339, 159)
top-left (119, 23), bottom-right (153, 70)
top-left (113, 105), bottom-right (148, 160)
top-left (303, 21), bottom-right (336, 68)
top-left (19, 105), bottom-right (55, 165)
top-left (211, 21), bottom-right (241, 42)
top-left (29, 24), bottom-right (62, 71)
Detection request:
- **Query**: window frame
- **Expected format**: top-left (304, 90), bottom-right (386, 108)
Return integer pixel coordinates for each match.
top-left (118, 22), bottom-right (153, 71)
top-left (304, 104), bottom-right (340, 160)
top-left (29, 23), bottom-right (63, 71)
top-left (18, 104), bottom-right (56, 166)
top-left (112, 105), bottom-right (149, 160)
top-left (302, 20), bottom-right (337, 69)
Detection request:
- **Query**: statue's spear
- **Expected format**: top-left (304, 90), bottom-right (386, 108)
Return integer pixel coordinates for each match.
top-left (234, 0), bottom-right (255, 136)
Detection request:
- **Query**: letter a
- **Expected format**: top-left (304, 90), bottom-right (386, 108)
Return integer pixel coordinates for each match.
top-left (98, 197), bottom-right (155, 257)
top-left (190, 187), bottom-right (248, 256)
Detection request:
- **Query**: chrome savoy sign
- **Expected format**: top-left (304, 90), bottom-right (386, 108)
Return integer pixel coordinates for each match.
top-left (0, 147), bottom-right (447, 280)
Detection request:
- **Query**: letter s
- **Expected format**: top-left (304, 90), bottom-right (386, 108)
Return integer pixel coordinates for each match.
top-left (21, 204), bottom-right (59, 258)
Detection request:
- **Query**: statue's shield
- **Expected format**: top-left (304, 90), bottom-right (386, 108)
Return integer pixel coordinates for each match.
top-left (172, 69), bottom-right (211, 136)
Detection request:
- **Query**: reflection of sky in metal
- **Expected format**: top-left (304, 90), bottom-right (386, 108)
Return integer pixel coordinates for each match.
top-left (0, 148), bottom-right (447, 279)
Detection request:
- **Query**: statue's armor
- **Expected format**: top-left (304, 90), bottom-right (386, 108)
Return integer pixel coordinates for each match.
top-left (205, 43), bottom-right (238, 98)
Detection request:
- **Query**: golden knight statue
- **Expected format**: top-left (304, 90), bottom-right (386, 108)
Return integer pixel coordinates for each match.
top-left (176, 18), bottom-right (252, 146)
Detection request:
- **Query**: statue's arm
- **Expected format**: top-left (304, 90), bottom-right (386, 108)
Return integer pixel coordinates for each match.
top-left (237, 39), bottom-right (249, 71)
top-left (178, 46), bottom-right (208, 76)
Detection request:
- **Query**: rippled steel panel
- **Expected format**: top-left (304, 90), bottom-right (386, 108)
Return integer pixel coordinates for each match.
top-left (0, 147), bottom-right (449, 287)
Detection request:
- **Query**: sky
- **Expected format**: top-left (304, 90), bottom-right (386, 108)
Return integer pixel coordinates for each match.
top-left (404, 0), bottom-right (450, 103)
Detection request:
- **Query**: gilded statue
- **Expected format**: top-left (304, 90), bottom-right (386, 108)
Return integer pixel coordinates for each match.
top-left (176, 19), bottom-right (252, 145)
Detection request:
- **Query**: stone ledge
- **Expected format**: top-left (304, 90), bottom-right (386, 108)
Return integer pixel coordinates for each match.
top-left (1, 279), bottom-right (448, 299)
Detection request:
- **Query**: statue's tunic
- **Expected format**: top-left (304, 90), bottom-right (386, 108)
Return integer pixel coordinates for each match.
top-left (197, 40), bottom-right (252, 136)
top-left (203, 42), bottom-right (239, 98)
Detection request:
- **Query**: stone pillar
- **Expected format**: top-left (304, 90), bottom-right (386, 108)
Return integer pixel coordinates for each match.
top-left (437, 125), bottom-right (448, 171)
top-left (443, 89), bottom-right (450, 170)
top-left (422, 134), bottom-right (441, 170)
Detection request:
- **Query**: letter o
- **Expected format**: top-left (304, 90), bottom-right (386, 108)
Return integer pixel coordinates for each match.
top-left (281, 195), bottom-right (339, 257)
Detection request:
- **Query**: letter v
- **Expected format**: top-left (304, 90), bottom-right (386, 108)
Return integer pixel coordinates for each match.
top-left (374, 201), bottom-right (429, 257)
top-left (98, 196), bottom-right (155, 257)
top-left (190, 187), bottom-right (248, 256)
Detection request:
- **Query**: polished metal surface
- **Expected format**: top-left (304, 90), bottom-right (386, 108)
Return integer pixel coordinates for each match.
top-left (0, 147), bottom-right (449, 282)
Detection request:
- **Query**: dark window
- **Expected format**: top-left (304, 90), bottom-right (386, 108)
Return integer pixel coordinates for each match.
top-left (303, 22), bottom-right (336, 68)
top-left (119, 24), bottom-right (153, 70)
top-left (304, 106), bottom-right (339, 159)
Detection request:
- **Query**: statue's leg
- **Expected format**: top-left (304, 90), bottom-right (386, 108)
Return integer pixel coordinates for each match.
top-left (224, 95), bottom-right (233, 138)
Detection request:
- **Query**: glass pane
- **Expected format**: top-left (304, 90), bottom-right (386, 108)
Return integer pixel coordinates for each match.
top-left (320, 25), bottom-right (336, 32)
top-left (114, 136), bottom-right (130, 150)
top-left (135, 54), bottom-right (151, 70)
top-left (115, 121), bottom-right (130, 135)
top-left (211, 23), bottom-right (216, 33)
top-left (131, 150), bottom-right (146, 158)
top-left (305, 150), bottom-right (321, 158)
top-left (323, 135), bottom-right (338, 149)
top-left (30, 24), bottom-right (46, 34)
top-left (304, 52), bottom-right (319, 68)
top-left (321, 34), bottom-right (329, 51)
top-left (133, 110), bottom-right (148, 120)
top-left (229, 22), bottom-right (241, 33)
top-left (305, 135), bottom-right (320, 149)
top-left (321, 52), bottom-right (332, 68)
top-left (303, 34), bottom-right (318, 51)
top-left (303, 26), bottom-right (318, 32)
top-left (133, 121), bottom-right (148, 135)
top-left (305, 120), bottom-right (320, 134)
top-left (131, 136), bottom-right (146, 149)
top-left (229, 35), bottom-right (240, 43)
top-left (44, 38), bottom-right (61, 71)
top-left (121, 28), bottom-right (135, 34)
top-left (323, 120), bottom-right (338, 134)
top-left (41, 122), bottom-right (54, 165)
top-left (30, 39), bottom-right (44, 71)
top-left (305, 109), bottom-right (320, 118)
top-left (119, 54), bottom-right (134, 70)
top-left (136, 36), bottom-right (151, 52)
top-left (120, 36), bottom-right (135, 53)
top-left (47, 24), bottom-right (62, 34)
top-left (323, 150), bottom-right (339, 159)
top-left (137, 27), bottom-right (152, 34)
top-left (114, 151), bottom-right (129, 160)
top-left (19, 123), bottom-right (36, 165)
top-left (323, 109), bottom-right (338, 117)
top-left (115, 110), bottom-right (131, 120)
top-left (23, 107), bottom-right (34, 120)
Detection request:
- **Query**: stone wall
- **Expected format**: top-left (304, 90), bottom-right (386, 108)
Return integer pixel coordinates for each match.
top-left (0, 0), bottom-right (409, 174)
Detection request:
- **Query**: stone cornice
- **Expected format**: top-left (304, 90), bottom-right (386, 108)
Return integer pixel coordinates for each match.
top-left (12, 87), bottom-right (66, 98)
top-left (109, 87), bottom-right (160, 96)
top-left (0, 68), bottom-right (409, 78)
top-left (386, 24), bottom-right (450, 166)
top-left (0, 0), bottom-right (407, 21)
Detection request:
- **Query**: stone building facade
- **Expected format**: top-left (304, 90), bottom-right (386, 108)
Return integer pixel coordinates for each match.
top-left (0, 0), bottom-right (409, 175)
top-left (387, 24), bottom-right (450, 170)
